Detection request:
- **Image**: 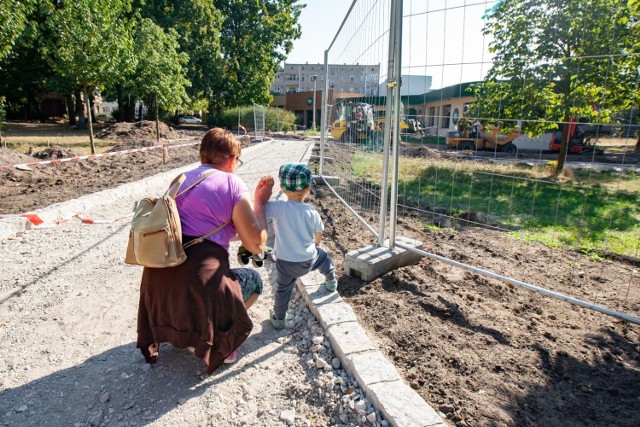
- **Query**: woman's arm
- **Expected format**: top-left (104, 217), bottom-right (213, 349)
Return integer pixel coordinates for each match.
top-left (232, 193), bottom-right (267, 254)
top-left (232, 177), bottom-right (274, 254)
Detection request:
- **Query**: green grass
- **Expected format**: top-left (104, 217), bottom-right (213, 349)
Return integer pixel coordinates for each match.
top-left (2, 122), bottom-right (116, 154)
top-left (351, 152), bottom-right (640, 257)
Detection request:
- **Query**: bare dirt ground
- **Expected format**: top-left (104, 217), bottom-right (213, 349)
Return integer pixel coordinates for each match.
top-left (1, 123), bottom-right (639, 426)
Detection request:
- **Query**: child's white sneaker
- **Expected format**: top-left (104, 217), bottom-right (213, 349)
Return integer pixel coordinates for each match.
top-left (325, 279), bottom-right (338, 292)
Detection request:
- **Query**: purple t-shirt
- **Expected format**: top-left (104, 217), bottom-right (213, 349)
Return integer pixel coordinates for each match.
top-left (175, 165), bottom-right (248, 252)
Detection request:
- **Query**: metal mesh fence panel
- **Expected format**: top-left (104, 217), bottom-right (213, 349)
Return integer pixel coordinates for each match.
top-left (253, 103), bottom-right (266, 141)
top-left (320, 0), bottom-right (640, 322)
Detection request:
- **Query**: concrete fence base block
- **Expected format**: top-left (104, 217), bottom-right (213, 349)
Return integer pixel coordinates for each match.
top-left (309, 155), bottom-right (333, 163)
top-left (349, 350), bottom-right (403, 387)
top-left (326, 322), bottom-right (378, 371)
top-left (368, 381), bottom-right (446, 427)
top-left (344, 236), bottom-right (423, 282)
top-left (313, 175), bottom-right (340, 186)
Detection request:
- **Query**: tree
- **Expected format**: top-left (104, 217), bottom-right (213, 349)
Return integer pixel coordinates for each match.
top-left (44, 0), bottom-right (135, 154)
top-left (624, 0), bottom-right (640, 151)
top-left (129, 18), bottom-right (191, 142)
top-left (133, 0), bottom-right (224, 112)
top-left (0, 0), bottom-right (34, 132)
top-left (135, 0), bottom-right (303, 117)
top-left (477, 0), bottom-right (633, 172)
top-left (215, 0), bottom-right (303, 108)
top-left (0, 0), bottom-right (33, 62)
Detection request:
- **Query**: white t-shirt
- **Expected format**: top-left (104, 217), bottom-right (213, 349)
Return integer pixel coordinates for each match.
top-left (266, 199), bottom-right (324, 262)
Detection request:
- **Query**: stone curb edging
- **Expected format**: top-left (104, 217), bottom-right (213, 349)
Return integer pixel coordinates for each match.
top-left (296, 271), bottom-right (447, 427)
top-left (0, 139), bottom-right (275, 242)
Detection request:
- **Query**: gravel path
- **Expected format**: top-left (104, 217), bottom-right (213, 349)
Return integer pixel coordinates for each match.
top-left (0, 140), bottom-right (388, 427)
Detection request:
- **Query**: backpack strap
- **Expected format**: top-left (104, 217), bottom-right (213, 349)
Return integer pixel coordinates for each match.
top-left (168, 168), bottom-right (232, 249)
top-left (174, 169), bottom-right (218, 197)
top-left (182, 219), bottom-right (231, 249)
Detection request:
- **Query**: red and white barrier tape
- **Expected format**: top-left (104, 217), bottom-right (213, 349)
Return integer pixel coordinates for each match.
top-left (1, 140), bottom-right (199, 170)
top-left (0, 212), bottom-right (134, 227)
top-left (74, 212), bottom-right (134, 224)
top-left (0, 213), bottom-right (46, 225)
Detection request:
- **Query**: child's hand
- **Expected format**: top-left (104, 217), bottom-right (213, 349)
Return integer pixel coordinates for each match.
top-left (255, 175), bottom-right (274, 205)
top-left (258, 175), bottom-right (274, 188)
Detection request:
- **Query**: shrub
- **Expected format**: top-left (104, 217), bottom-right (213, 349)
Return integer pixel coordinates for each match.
top-left (219, 106), bottom-right (296, 132)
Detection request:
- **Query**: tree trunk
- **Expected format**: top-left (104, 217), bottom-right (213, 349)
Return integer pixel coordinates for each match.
top-left (65, 93), bottom-right (76, 126)
top-left (115, 86), bottom-right (124, 122)
top-left (89, 93), bottom-right (96, 122)
top-left (75, 90), bottom-right (86, 129)
top-left (555, 74), bottom-right (571, 174)
top-left (555, 113), bottom-right (570, 174)
top-left (84, 87), bottom-right (96, 155)
top-left (155, 95), bottom-right (160, 144)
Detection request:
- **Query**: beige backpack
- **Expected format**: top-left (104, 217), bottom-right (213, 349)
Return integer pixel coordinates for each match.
top-left (124, 170), bottom-right (228, 268)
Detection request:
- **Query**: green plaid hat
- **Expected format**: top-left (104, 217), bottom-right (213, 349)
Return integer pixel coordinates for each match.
top-left (279, 162), bottom-right (314, 192)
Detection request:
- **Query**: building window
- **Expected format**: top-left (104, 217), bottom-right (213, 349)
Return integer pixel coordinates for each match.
top-left (441, 104), bottom-right (452, 129)
top-left (350, 76), bottom-right (355, 82)
top-left (428, 106), bottom-right (436, 127)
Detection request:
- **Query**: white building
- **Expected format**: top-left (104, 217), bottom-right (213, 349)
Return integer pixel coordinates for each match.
top-left (271, 63), bottom-right (382, 97)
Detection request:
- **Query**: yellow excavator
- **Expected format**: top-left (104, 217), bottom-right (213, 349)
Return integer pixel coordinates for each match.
top-left (329, 102), bottom-right (421, 143)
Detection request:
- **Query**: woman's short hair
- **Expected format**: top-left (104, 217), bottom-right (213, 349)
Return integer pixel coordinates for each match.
top-left (199, 128), bottom-right (242, 164)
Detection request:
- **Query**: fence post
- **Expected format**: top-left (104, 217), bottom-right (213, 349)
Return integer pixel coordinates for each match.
top-left (388, 0), bottom-right (404, 250)
top-left (378, 0), bottom-right (398, 247)
top-left (320, 49), bottom-right (330, 176)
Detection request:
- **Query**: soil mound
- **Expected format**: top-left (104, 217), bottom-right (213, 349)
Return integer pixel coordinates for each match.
top-left (107, 140), bottom-right (157, 152)
top-left (400, 144), bottom-right (446, 158)
top-left (32, 145), bottom-right (80, 160)
top-left (95, 120), bottom-right (179, 142)
top-left (0, 147), bottom-right (34, 166)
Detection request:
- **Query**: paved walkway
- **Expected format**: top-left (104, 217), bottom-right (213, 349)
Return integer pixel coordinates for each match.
top-left (0, 139), bottom-right (444, 426)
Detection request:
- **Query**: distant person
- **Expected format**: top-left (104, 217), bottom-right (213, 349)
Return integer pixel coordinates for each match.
top-left (136, 128), bottom-right (271, 372)
top-left (255, 163), bottom-right (337, 330)
top-left (345, 102), bottom-right (354, 122)
top-left (471, 120), bottom-right (483, 138)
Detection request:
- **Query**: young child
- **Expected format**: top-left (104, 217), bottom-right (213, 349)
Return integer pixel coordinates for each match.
top-left (256, 162), bottom-right (337, 330)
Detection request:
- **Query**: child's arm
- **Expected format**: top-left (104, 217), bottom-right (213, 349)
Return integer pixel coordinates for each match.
top-left (253, 175), bottom-right (274, 238)
top-left (314, 231), bottom-right (322, 246)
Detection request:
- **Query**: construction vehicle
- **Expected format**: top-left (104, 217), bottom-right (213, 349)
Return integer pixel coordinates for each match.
top-left (447, 124), bottom-right (522, 153)
top-left (549, 117), bottom-right (609, 154)
top-left (329, 101), bottom-right (422, 144)
top-left (329, 102), bottom-right (376, 144)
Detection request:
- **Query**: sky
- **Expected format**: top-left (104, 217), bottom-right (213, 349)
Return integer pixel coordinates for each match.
top-left (286, 1), bottom-right (353, 65)
top-left (286, 0), bottom-right (497, 89)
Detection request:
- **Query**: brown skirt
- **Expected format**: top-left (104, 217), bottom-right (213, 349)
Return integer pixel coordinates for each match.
top-left (136, 239), bottom-right (252, 374)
